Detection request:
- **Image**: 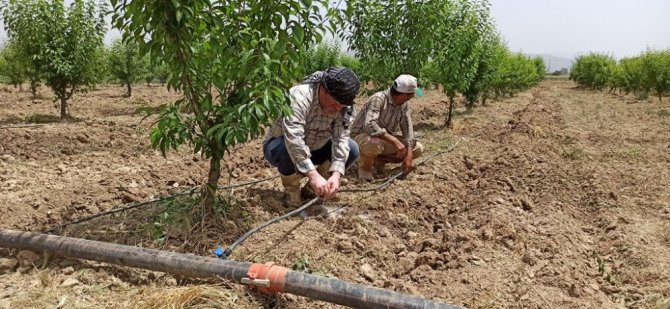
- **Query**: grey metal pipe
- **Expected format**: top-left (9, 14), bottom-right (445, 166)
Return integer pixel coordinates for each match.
top-left (0, 230), bottom-right (463, 309)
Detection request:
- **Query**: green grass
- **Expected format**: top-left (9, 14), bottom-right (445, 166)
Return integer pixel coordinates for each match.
top-left (145, 196), bottom-right (197, 244)
top-left (24, 113), bottom-right (62, 124)
top-left (561, 147), bottom-right (584, 160)
top-left (24, 113), bottom-right (82, 123)
top-left (291, 256), bottom-right (332, 277)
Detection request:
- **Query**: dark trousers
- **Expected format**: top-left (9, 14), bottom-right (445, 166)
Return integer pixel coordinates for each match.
top-left (263, 137), bottom-right (359, 176)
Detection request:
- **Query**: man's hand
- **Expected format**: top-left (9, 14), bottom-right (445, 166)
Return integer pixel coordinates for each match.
top-left (306, 170), bottom-right (328, 197)
top-left (380, 132), bottom-right (407, 159)
top-left (401, 148), bottom-right (414, 174)
top-left (323, 172), bottom-right (341, 199)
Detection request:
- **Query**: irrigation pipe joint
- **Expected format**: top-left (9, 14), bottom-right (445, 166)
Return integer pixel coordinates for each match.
top-left (242, 262), bottom-right (289, 294)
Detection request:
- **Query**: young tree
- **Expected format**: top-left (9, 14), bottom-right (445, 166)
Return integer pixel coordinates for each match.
top-left (108, 39), bottom-right (145, 97)
top-left (0, 39), bottom-right (43, 97)
top-left (0, 40), bottom-right (26, 90)
top-left (532, 56), bottom-right (547, 80)
top-left (619, 56), bottom-right (647, 97)
top-left (143, 56), bottom-right (154, 87)
top-left (432, 0), bottom-right (495, 127)
top-left (501, 53), bottom-right (542, 95)
top-left (151, 61), bottom-right (170, 86)
top-left (111, 0), bottom-right (344, 215)
top-left (608, 62), bottom-right (625, 94)
top-left (2, 0), bottom-right (106, 120)
top-left (304, 42), bottom-right (341, 75)
top-left (641, 50), bottom-right (670, 102)
top-left (87, 45), bottom-right (111, 89)
top-left (462, 31), bottom-right (504, 108)
top-left (570, 53), bottom-right (617, 90)
top-left (419, 60), bottom-right (441, 90)
top-left (344, 0), bottom-right (436, 88)
top-left (25, 66), bottom-right (41, 98)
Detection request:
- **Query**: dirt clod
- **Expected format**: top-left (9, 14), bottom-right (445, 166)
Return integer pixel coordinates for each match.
top-left (568, 284), bottom-right (582, 298)
top-left (16, 250), bottom-right (40, 268)
top-left (0, 258), bottom-right (18, 273)
top-left (521, 197), bottom-right (534, 211)
top-left (521, 253), bottom-right (537, 266)
top-left (360, 263), bottom-right (375, 282)
top-left (61, 278), bottom-right (81, 287)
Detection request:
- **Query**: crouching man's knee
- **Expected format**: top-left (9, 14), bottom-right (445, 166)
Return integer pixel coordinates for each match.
top-left (345, 138), bottom-right (360, 167)
top-left (354, 133), bottom-right (383, 156)
top-left (263, 137), bottom-right (296, 175)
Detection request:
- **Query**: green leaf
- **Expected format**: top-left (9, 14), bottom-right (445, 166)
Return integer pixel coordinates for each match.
top-left (293, 26), bottom-right (304, 43)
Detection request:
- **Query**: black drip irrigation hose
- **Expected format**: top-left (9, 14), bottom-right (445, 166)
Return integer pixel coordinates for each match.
top-left (217, 175), bottom-right (279, 190)
top-left (218, 197), bottom-right (321, 258)
top-left (217, 138), bottom-right (463, 259)
top-left (44, 176), bottom-right (279, 234)
top-left (44, 187), bottom-right (199, 234)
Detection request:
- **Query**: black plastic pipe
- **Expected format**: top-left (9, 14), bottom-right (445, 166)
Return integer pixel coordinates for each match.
top-left (0, 230), bottom-right (463, 309)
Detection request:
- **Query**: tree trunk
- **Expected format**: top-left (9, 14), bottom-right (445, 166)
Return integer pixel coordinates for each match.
top-left (30, 80), bottom-right (38, 99)
top-left (445, 95), bottom-right (455, 128)
top-left (202, 156), bottom-right (222, 216)
top-left (60, 96), bottom-right (68, 120)
top-left (126, 83), bottom-right (132, 97)
top-left (465, 97), bottom-right (474, 111)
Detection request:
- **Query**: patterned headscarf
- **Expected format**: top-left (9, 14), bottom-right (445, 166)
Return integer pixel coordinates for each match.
top-left (302, 67), bottom-right (360, 106)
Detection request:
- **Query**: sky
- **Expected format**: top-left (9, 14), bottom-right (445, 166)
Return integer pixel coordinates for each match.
top-left (489, 0), bottom-right (670, 59)
top-left (2, 0), bottom-right (669, 60)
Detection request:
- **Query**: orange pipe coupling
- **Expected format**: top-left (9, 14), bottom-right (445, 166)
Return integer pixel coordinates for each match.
top-left (242, 262), bottom-right (290, 294)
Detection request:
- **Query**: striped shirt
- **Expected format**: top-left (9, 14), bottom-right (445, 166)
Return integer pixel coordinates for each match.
top-left (350, 89), bottom-right (415, 147)
top-left (263, 83), bottom-right (353, 175)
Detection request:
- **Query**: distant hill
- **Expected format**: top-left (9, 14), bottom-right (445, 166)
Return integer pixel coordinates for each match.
top-left (528, 54), bottom-right (575, 73)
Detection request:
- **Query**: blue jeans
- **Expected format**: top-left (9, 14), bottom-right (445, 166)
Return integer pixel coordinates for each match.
top-left (263, 137), bottom-right (359, 176)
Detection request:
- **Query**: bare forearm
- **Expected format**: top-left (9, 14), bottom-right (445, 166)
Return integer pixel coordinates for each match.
top-left (379, 132), bottom-right (403, 147)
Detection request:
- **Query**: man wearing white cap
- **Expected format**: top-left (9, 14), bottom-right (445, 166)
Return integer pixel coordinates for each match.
top-left (350, 74), bottom-right (424, 181)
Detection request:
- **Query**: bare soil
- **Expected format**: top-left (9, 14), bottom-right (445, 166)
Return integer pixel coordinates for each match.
top-left (1, 80), bottom-right (669, 309)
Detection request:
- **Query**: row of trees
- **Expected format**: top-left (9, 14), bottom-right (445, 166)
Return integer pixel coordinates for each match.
top-left (0, 38), bottom-right (170, 99)
top-left (1, 0), bottom-right (105, 119)
top-left (570, 50), bottom-right (670, 101)
top-left (1, 0), bottom-right (545, 213)
top-left (344, 0), bottom-right (545, 126)
top-left (302, 42), bottom-right (357, 78)
top-left (420, 51), bottom-right (545, 107)
top-left (304, 39), bottom-right (545, 110)
top-left (305, 0), bottom-right (545, 125)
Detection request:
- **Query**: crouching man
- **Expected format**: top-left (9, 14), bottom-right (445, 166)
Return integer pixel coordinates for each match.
top-left (351, 74), bottom-right (424, 181)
